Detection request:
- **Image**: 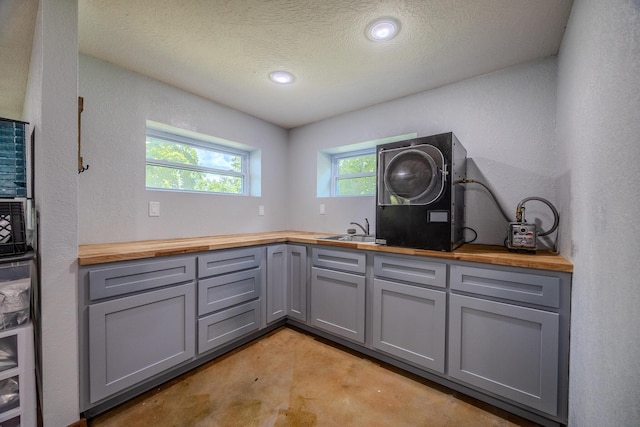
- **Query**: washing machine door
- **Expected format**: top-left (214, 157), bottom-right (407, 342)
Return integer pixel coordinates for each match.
top-left (378, 144), bottom-right (446, 206)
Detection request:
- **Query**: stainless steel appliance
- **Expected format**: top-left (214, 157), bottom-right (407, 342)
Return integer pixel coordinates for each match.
top-left (506, 196), bottom-right (560, 253)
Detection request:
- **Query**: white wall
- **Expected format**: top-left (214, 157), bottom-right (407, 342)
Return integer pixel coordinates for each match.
top-left (288, 58), bottom-right (560, 246)
top-left (78, 54), bottom-right (290, 244)
top-left (556, 0), bottom-right (640, 425)
top-left (22, 1), bottom-right (79, 426)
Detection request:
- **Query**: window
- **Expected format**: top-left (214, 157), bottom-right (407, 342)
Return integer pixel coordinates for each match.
top-left (317, 133), bottom-right (417, 198)
top-left (146, 128), bottom-right (249, 195)
top-left (332, 149), bottom-right (376, 196)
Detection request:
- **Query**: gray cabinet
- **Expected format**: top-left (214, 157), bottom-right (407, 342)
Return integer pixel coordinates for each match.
top-left (286, 245), bottom-right (307, 322)
top-left (196, 247), bottom-right (263, 354)
top-left (84, 257), bottom-right (196, 404)
top-left (372, 254), bottom-right (447, 373)
top-left (310, 248), bottom-right (365, 343)
top-left (266, 245), bottom-right (287, 323)
top-left (79, 241), bottom-right (571, 425)
top-left (267, 244), bottom-right (308, 324)
top-left (448, 264), bottom-right (563, 416)
top-left (89, 284), bottom-right (196, 403)
top-left (80, 248), bottom-right (265, 411)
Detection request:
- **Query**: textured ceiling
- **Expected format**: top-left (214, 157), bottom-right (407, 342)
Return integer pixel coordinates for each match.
top-left (1, 1), bottom-right (574, 128)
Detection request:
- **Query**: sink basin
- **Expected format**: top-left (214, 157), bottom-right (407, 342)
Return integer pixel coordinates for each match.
top-left (319, 234), bottom-right (376, 243)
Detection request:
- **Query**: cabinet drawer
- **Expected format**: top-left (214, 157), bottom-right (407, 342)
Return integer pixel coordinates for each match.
top-left (198, 269), bottom-right (261, 316)
top-left (312, 247), bottom-right (366, 274)
top-left (198, 300), bottom-right (261, 354)
top-left (198, 247), bottom-right (263, 278)
top-left (374, 254), bottom-right (446, 288)
top-left (88, 257), bottom-right (196, 301)
top-left (450, 265), bottom-right (560, 308)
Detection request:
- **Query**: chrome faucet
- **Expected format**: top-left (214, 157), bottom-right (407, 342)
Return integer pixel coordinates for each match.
top-left (350, 218), bottom-right (370, 235)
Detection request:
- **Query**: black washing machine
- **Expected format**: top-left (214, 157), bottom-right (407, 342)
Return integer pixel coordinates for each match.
top-left (375, 132), bottom-right (467, 251)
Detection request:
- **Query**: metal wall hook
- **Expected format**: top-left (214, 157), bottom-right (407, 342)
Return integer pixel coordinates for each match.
top-left (78, 96), bottom-right (89, 174)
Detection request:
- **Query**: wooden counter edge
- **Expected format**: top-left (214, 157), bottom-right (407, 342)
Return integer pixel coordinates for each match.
top-left (78, 232), bottom-right (573, 273)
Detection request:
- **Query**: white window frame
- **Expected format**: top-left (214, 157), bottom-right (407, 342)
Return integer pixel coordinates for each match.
top-left (146, 128), bottom-right (249, 195)
top-left (331, 148), bottom-right (376, 197)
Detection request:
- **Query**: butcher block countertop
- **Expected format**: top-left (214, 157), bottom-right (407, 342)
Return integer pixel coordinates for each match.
top-left (78, 230), bottom-right (573, 273)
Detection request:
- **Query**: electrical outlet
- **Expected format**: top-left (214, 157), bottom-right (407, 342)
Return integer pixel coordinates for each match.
top-left (149, 201), bottom-right (160, 217)
top-left (320, 204), bottom-right (325, 215)
top-left (258, 205), bottom-right (265, 216)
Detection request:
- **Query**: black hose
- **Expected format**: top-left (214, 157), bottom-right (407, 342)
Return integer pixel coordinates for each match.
top-left (462, 227), bottom-right (478, 244)
top-left (454, 179), bottom-right (513, 222)
top-left (454, 180), bottom-right (560, 250)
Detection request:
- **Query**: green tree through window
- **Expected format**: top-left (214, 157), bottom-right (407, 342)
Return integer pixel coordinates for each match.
top-left (146, 130), bottom-right (247, 194)
top-left (333, 150), bottom-right (376, 196)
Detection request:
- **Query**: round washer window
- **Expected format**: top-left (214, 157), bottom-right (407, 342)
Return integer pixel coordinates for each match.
top-left (383, 148), bottom-right (442, 203)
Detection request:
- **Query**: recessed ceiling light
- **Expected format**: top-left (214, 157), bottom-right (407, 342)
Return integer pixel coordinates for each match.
top-left (269, 71), bottom-right (295, 84)
top-left (367, 18), bottom-right (400, 41)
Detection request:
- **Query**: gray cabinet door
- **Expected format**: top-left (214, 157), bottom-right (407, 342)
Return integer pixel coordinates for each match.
top-left (267, 244), bottom-right (307, 324)
top-left (372, 279), bottom-right (446, 373)
top-left (266, 245), bottom-right (287, 323)
top-left (310, 266), bottom-right (365, 343)
top-left (88, 283), bottom-right (195, 403)
top-left (287, 245), bottom-right (307, 322)
top-left (448, 293), bottom-right (559, 415)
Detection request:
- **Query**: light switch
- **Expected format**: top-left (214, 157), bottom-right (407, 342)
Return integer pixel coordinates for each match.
top-left (149, 201), bottom-right (160, 217)
top-left (258, 205), bottom-right (265, 216)
top-left (320, 204), bottom-right (326, 215)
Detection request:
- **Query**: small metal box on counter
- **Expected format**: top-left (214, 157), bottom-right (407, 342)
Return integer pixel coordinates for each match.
top-left (0, 262), bottom-right (30, 331)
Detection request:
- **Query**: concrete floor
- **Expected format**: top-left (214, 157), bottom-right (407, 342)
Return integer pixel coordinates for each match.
top-left (90, 327), bottom-right (539, 427)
